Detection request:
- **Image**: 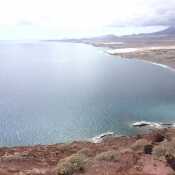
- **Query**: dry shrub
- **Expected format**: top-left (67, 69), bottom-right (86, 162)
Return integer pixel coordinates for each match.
top-left (95, 150), bottom-right (120, 162)
top-left (131, 139), bottom-right (150, 152)
top-left (57, 153), bottom-right (88, 175)
top-left (153, 139), bottom-right (175, 161)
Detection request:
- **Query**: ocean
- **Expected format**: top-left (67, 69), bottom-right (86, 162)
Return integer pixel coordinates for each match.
top-left (0, 41), bottom-right (175, 146)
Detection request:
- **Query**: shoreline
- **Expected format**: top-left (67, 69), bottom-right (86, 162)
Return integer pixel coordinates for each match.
top-left (123, 57), bottom-right (175, 72)
top-left (1, 128), bottom-right (175, 174)
top-left (60, 40), bottom-right (175, 71)
top-left (105, 46), bottom-right (175, 71)
top-left (67, 40), bottom-right (175, 71)
top-left (46, 40), bottom-right (175, 71)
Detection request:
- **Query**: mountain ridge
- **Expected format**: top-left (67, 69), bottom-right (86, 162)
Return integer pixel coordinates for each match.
top-left (58, 26), bottom-right (175, 43)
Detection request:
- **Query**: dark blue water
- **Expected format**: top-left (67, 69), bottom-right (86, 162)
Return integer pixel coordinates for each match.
top-left (0, 41), bottom-right (175, 146)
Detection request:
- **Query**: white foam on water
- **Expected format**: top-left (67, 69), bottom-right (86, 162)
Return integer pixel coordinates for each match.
top-left (90, 131), bottom-right (114, 143)
top-left (132, 121), bottom-right (162, 129)
top-left (150, 62), bottom-right (175, 72)
top-left (131, 59), bottom-right (175, 72)
top-left (132, 121), bottom-right (175, 129)
top-left (106, 47), bottom-right (175, 72)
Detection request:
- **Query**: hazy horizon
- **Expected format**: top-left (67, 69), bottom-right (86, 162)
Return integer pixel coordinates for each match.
top-left (0, 26), bottom-right (168, 40)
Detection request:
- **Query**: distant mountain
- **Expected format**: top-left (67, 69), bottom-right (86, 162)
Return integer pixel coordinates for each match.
top-left (123, 26), bottom-right (175, 39)
top-left (57, 26), bottom-right (175, 44)
top-left (90, 26), bottom-right (175, 41)
top-left (151, 26), bottom-right (175, 36)
top-left (86, 34), bottom-right (119, 42)
top-left (58, 34), bottom-right (119, 43)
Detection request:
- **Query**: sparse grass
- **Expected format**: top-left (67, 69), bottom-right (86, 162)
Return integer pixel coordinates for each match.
top-left (95, 150), bottom-right (120, 162)
top-left (131, 139), bottom-right (150, 152)
top-left (57, 153), bottom-right (88, 175)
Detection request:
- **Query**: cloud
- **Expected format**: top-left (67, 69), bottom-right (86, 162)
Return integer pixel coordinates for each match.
top-left (142, 6), bottom-right (175, 26)
top-left (0, 0), bottom-right (174, 30)
top-left (110, 0), bottom-right (175, 27)
top-left (0, 0), bottom-right (174, 39)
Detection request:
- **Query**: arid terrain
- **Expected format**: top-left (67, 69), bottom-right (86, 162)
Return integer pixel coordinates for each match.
top-left (1, 128), bottom-right (175, 175)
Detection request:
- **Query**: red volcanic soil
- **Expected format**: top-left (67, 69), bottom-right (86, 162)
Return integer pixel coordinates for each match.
top-left (0, 128), bottom-right (175, 175)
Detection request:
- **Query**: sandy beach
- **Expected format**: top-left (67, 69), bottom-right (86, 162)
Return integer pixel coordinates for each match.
top-left (106, 45), bottom-right (175, 69)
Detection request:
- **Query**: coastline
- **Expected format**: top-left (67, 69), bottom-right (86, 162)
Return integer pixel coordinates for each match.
top-left (105, 46), bottom-right (175, 71)
top-left (1, 41), bottom-right (175, 174)
top-left (1, 128), bottom-right (175, 174)
top-left (47, 40), bottom-right (175, 71)
top-left (60, 40), bottom-right (175, 71)
top-left (121, 57), bottom-right (175, 72)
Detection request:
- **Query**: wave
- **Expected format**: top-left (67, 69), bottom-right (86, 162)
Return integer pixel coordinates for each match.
top-left (124, 58), bottom-right (175, 72)
top-left (150, 62), bottom-right (175, 72)
top-left (90, 131), bottom-right (114, 143)
top-left (106, 48), bottom-right (175, 72)
top-left (132, 121), bottom-right (175, 129)
top-left (88, 121), bottom-right (175, 144)
top-left (138, 60), bottom-right (175, 72)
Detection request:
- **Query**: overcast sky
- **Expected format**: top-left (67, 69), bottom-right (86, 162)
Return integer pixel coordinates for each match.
top-left (0, 0), bottom-right (174, 39)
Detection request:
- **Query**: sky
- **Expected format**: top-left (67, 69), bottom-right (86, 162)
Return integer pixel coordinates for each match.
top-left (0, 0), bottom-right (174, 39)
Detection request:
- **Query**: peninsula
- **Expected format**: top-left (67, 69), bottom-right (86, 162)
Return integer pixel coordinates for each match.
top-left (59, 26), bottom-right (175, 69)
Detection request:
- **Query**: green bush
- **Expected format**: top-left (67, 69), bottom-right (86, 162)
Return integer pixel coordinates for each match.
top-left (95, 150), bottom-right (120, 162)
top-left (57, 153), bottom-right (88, 175)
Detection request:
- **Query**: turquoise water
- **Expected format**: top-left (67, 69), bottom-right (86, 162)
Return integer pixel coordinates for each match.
top-left (0, 41), bottom-right (175, 146)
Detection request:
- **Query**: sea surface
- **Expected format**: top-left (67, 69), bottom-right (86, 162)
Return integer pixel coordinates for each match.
top-left (0, 41), bottom-right (175, 146)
